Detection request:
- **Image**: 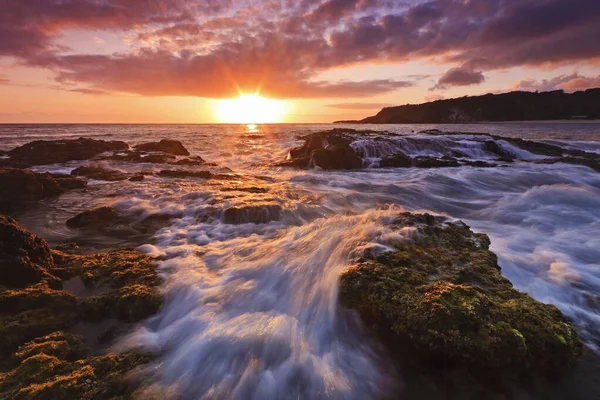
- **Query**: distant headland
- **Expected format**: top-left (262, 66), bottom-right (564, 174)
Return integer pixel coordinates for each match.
top-left (335, 88), bottom-right (600, 124)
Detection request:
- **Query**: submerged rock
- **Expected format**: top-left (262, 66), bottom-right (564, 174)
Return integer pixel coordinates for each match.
top-left (71, 166), bottom-right (128, 182)
top-left (7, 138), bottom-right (128, 166)
top-left (66, 207), bottom-right (121, 229)
top-left (0, 215), bottom-right (61, 289)
top-left (339, 213), bottom-right (581, 372)
top-left (158, 169), bottom-right (212, 179)
top-left (222, 204), bottom-right (283, 224)
top-left (66, 207), bottom-right (175, 242)
top-left (133, 139), bottom-right (190, 156)
top-left (0, 167), bottom-right (86, 211)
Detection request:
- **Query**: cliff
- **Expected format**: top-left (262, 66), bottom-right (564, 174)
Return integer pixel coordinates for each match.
top-left (336, 89), bottom-right (600, 124)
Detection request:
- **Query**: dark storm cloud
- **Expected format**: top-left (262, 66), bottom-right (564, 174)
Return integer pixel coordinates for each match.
top-left (1, 0), bottom-right (599, 98)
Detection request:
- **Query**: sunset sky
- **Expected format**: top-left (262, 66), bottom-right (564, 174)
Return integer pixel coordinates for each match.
top-left (1, 0), bottom-right (600, 123)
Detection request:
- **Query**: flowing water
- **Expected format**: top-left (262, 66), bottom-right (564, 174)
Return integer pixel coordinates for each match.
top-left (2, 122), bottom-right (600, 398)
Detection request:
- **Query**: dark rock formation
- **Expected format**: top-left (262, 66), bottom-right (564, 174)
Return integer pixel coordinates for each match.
top-left (483, 140), bottom-right (516, 161)
top-left (100, 150), bottom-right (176, 164)
top-left (174, 156), bottom-right (206, 166)
top-left (379, 152), bottom-right (412, 168)
top-left (70, 166), bottom-right (128, 182)
top-left (158, 169), bottom-right (212, 179)
top-left (413, 156), bottom-right (461, 168)
top-left (7, 138), bottom-right (128, 165)
top-left (351, 89), bottom-right (600, 123)
top-left (279, 130), bottom-right (363, 170)
top-left (134, 139), bottom-right (190, 156)
top-left (339, 213), bottom-right (581, 372)
top-left (0, 215), bottom-right (61, 289)
top-left (66, 207), bottom-right (121, 229)
top-left (0, 168), bottom-right (86, 211)
top-left (222, 204), bottom-right (283, 224)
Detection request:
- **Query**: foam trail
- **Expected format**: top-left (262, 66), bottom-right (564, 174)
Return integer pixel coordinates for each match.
top-left (131, 209), bottom-right (404, 399)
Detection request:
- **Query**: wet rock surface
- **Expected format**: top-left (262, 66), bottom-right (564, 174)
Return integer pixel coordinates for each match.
top-left (133, 139), bottom-right (190, 156)
top-left (71, 166), bottom-right (128, 182)
top-left (0, 215), bottom-right (61, 289)
top-left (0, 216), bottom-right (162, 399)
top-left (222, 204), bottom-right (283, 224)
top-left (0, 167), bottom-right (86, 212)
top-left (7, 138), bottom-right (128, 166)
top-left (158, 169), bottom-right (213, 179)
top-left (279, 129), bottom-right (364, 170)
top-left (280, 129), bottom-right (600, 174)
top-left (340, 213), bottom-right (582, 373)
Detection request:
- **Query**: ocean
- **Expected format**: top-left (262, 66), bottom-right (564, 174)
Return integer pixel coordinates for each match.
top-left (2, 122), bottom-right (600, 398)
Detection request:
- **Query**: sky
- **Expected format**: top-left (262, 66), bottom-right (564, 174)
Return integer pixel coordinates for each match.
top-left (1, 0), bottom-right (600, 123)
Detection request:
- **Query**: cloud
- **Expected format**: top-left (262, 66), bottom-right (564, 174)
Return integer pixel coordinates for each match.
top-left (1, 0), bottom-right (600, 98)
top-left (432, 62), bottom-right (485, 90)
top-left (326, 102), bottom-right (392, 109)
top-left (0, 74), bottom-right (9, 84)
top-left (513, 72), bottom-right (600, 92)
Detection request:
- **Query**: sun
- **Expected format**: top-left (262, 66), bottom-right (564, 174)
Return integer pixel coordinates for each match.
top-left (214, 94), bottom-right (288, 124)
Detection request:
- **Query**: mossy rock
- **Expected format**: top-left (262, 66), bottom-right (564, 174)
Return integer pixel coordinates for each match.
top-left (339, 213), bottom-right (582, 372)
top-left (0, 284), bottom-right (79, 358)
top-left (0, 343), bottom-right (150, 400)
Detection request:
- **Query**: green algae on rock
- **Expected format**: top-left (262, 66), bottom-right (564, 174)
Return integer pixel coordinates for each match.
top-left (0, 332), bottom-right (151, 400)
top-left (53, 249), bottom-right (162, 323)
top-left (0, 214), bottom-right (163, 399)
top-left (339, 213), bottom-right (582, 372)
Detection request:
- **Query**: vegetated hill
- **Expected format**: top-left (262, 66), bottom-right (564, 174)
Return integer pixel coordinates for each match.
top-left (336, 89), bottom-right (600, 124)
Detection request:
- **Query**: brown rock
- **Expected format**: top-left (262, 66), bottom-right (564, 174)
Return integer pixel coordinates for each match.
top-left (133, 139), bottom-right (190, 156)
top-left (70, 166), bottom-right (127, 181)
top-left (0, 215), bottom-right (61, 289)
top-left (7, 138), bottom-right (128, 165)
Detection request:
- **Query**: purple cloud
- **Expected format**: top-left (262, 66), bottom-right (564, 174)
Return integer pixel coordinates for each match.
top-left (1, 0), bottom-right (599, 98)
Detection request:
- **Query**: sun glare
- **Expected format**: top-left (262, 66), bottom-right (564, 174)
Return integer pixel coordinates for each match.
top-left (214, 94), bottom-right (288, 124)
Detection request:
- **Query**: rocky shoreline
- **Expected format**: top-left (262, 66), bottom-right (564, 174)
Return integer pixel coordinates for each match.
top-left (0, 133), bottom-right (591, 398)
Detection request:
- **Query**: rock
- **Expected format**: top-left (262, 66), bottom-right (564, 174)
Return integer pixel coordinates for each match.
top-left (100, 150), bottom-right (177, 164)
top-left (0, 167), bottom-right (86, 211)
top-left (66, 207), bottom-right (174, 236)
top-left (0, 215), bottom-right (61, 289)
top-left (174, 156), bottom-right (206, 166)
top-left (0, 159), bottom-right (32, 169)
top-left (282, 130), bottom-right (363, 170)
top-left (129, 174), bottom-right (145, 182)
top-left (413, 156), bottom-right (461, 168)
top-left (339, 213), bottom-right (582, 372)
top-left (379, 152), bottom-right (412, 168)
top-left (7, 138), bottom-right (128, 166)
top-left (134, 139), bottom-right (190, 156)
top-left (312, 146), bottom-right (363, 170)
top-left (0, 219), bottom-right (162, 399)
top-left (483, 140), bottom-right (515, 160)
top-left (0, 336), bottom-right (151, 400)
top-left (222, 204), bottom-right (283, 224)
top-left (66, 207), bottom-right (121, 229)
top-left (158, 169), bottom-right (212, 179)
top-left (70, 166), bottom-right (127, 181)
top-left (536, 156), bottom-right (600, 173)
top-left (58, 250), bottom-right (162, 323)
top-left (498, 137), bottom-right (564, 157)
